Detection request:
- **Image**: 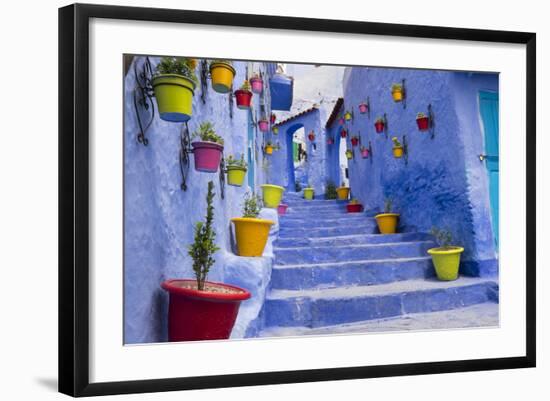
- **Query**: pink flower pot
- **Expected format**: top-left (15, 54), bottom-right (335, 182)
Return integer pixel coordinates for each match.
top-left (258, 120), bottom-right (269, 132)
top-left (277, 204), bottom-right (288, 215)
top-left (339, 118), bottom-right (345, 125)
top-left (358, 103), bottom-right (368, 114)
top-left (250, 77), bottom-right (263, 94)
top-left (192, 141), bottom-right (224, 173)
top-left (361, 149), bottom-right (370, 158)
top-left (327, 138), bottom-right (334, 145)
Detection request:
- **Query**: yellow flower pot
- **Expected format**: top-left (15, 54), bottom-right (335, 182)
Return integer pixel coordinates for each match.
top-left (265, 145), bottom-right (273, 155)
top-left (210, 62), bottom-right (236, 94)
top-left (303, 188), bottom-right (314, 200)
top-left (231, 217), bottom-right (274, 257)
top-left (427, 247), bottom-right (464, 281)
top-left (392, 89), bottom-right (404, 102)
top-left (261, 184), bottom-right (285, 208)
top-left (344, 111), bottom-right (352, 121)
top-left (152, 74), bottom-right (196, 122)
top-left (346, 150), bottom-right (353, 160)
top-left (375, 213), bottom-right (400, 234)
top-left (226, 166), bottom-right (247, 187)
top-left (336, 187), bottom-right (350, 200)
top-left (393, 146), bottom-right (404, 158)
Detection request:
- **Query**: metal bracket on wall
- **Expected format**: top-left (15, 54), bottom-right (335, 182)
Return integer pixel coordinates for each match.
top-left (219, 157), bottom-right (226, 199)
top-left (367, 140), bottom-right (373, 164)
top-left (402, 135), bottom-right (409, 165)
top-left (228, 89), bottom-right (234, 120)
top-left (133, 57), bottom-right (155, 146)
top-left (366, 96), bottom-right (371, 119)
top-left (200, 59), bottom-right (209, 105)
top-left (428, 103), bottom-right (436, 139)
top-left (401, 79), bottom-right (407, 110)
top-left (383, 113), bottom-right (389, 139)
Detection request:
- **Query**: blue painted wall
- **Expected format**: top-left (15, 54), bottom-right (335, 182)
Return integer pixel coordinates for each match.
top-left (124, 57), bottom-right (278, 344)
top-left (340, 67), bottom-right (498, 276)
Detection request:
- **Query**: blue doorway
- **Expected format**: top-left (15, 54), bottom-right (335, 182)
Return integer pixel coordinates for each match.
top-left (247, 110), bottom-right (255, 191)
top-left (479, 91), bottom-right (499, 247)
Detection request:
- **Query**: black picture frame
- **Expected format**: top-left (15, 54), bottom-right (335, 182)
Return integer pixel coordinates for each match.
top-left (59, 3), bottom-right (536, 397)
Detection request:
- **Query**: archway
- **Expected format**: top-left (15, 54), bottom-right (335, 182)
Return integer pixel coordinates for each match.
top-left (285, 123), bottom-right (306, 192)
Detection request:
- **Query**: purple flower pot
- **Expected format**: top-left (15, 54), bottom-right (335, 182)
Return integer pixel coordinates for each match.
top-left (192, 141), bottom-right (224, 173)
top-left (361, 149), bottom-right (370, 158)
top-left (277, 204), bottom-right (288, 215)
top-left (358, 103), bottom-right (369, 114)
top-left (250, 77), bottom-right (263, 94)
top-left (258, 120), bottom-right (269, 132)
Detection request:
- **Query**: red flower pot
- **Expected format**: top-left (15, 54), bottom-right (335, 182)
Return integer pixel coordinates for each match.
top-left (375, 121), bottom-right (385, 133)
top-left (277, 204), bottom-right (288, 215)
top-left (308, 133), bottom-right (315, 142)
top-left (258, 120), bottom-right (269, 132)
top-left (361, 148), bottom-right (370, 158)
top-left (270, 114), bottom-right (276, 124)
top-left (351, 137), bottom-right (359, 147)
top-left (327, 138), bottom-right (334, 145)
top-left (161, 279), bottom-right (250, 342)
top-left (358, 103), bottom-right (369, 114)
top-left (416, 116), bottom-right (430, 131)
top-left (234, 89), bottom-right (252, 110)
top-left (249, 77), bottom-right (263, 94)
top-left (346, 203), bottom-right (364, 213)
top-left (192, 141), bottom-right (224, 172)
top-left (340, 129), bottom-right (347, 138)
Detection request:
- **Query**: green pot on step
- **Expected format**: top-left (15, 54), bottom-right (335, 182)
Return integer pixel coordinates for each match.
top-left (427, 246), bottom-right (464, 281)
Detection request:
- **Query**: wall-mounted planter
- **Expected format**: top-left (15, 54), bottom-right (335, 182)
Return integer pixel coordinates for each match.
top-left (152, 74), bottom-right (196, 122)
top-left (336, 187), bottom-right (350, 200)
top-left (361, 147), bottom-right (370, 158)
top-left (264, 145), bottom-right (273, 155)
top-left (258, 120), bottom-right (269, 132)
top-left (277, 204), bottom-right (288, 215)
top-left (346, 150), bottom-right (353, 160)
top-left (374, 119), bottom-right (385, 134)
top-left (340, 129), bottom-right (347, 138)
top-left (161, 279), bottom-right (250, 341)
top-left (226, 165), bottom-right (247, 186)
top-left (391, 83), bottom-right (404, 102)
top-left (327, 138), bottom-right (334, 145)
top-left (427, 247), bottom-right (464, 281)
top-left (375, 213), bottom-right (400, 234)
top-left (249, 76), bottom-right (263, 94)
top-left (270, 113), bottom-right (276, 124)
top-left (338, 118), bottom-right (345, 126)
top-left (308, 132), bottom-right (315, 142)
top-left (344, 111), bottom-right (353, 121)
top-left (272, 126), bottom-right (279, 134)
top-left (351, 137), bottom-right (359, 147)
top-left (191, 141), bottom-right (224, 172)
top-left (416, 116), bottom-right (429, 131)
top-left (303, 188), bottom-right (315, 200)
top-left (393, 146), bottom-right (404, 158)
top-left (210, 61), bottom-right (236, 94)
top-left (346, 202), bottom-right (363, 213)
top-left (358, 102), bottom-right (369, 114)
top-left (231, 217), bottom-right (274, 256)
top-left (261, 184), bottom-right (285, 208)
top-left (234, 89), bottom-right (252, 110)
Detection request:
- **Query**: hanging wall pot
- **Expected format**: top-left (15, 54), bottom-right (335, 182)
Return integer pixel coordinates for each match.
top-left (234, 80), bottom-right (253, 110)
top-left (225, 154), bottom-right (248, 187)
top-left (346, 149), bottom-right (353, 160)
top-left (339, 117), bottom-right (345, 126)
top-left (272, 126), bottom-right (279, 134)
top-left (270, 113), bottom-right (276, 124)
top-left (351, 136), bottom-right (359, 147)
top-left (392, 137), bottom-right (404, 158)
top-left (327, 137), bottom-right (334, 145)
top-left (361, 147), bottom-right (370, 158)
top-left (264, 143), bottom-right (274, 155)
top-left (249, 74), bottom-right (263, 94)
top-left (308, 131), bottom-right (315, 142)
top-left (358, 102), bottom-right (369, 114)
top-left (374, 117), bottom-right (386, 134)
top-left (258, 119), bottom-right (269, 132)
top-left (344, 110), bottom-right (353, 121)
top-left (209, 60), bottom-right (236, 94)
top-left (416, 112), bottom-right (430, 131)
top-left (191, 122), bottom-right (224, 172)
top-left (340, 129), bottom-right (348, 138)
top-left (391, 82), bottom-right (404, 102)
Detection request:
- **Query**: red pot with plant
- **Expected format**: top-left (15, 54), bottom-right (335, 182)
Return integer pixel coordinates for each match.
top-left (346, 199), bottom-right (364, 213)
top-left (249, 74), bottom-right (263, 94)
top-left (270, 113), bottom-right (276, 124)
top-left (351, 136), bottom-right (359, 147)
top-left (416, 112), bottom-right (430, 131)
top-left (162, 182), bottom-right (250, 342)
top-left (327, 137), bottom-right (334, 145)
top-left (340, 129), bottom-right (347, 138)
top-left (308, 132), bottom-right (315, 142)
top-left (192, 122), bottom-right (224, 172)
top-left (358, 102), bottom-right (369, 114)
top-left (374, 117), bottom-right (385, 133)
top-left (258, 119), bottom-right (269, 132)
top-left (234, 80), bottom-right (253, 110)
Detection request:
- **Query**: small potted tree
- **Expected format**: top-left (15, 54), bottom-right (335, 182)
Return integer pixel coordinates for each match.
top-left (351, 135), bottom-right (360, 147)
top-left (258, 117), bottom-right (269, 133)
top-left (192, 122), bottom-right (224, 172)
top-left (336, 186), bottom-right (350, 200)
top-left (231, 192), bottom-right (274, 256)
top-left (152, 57), bottom-right (197, 122)
top-left (428, 227), bottom-right (464, 281)
top-left (264, 142), bottom-right (274, 155)
top-left (375, 198), bottom-right (400, 234)
top-left (392, 137), bottom-right (404, 158)
top-left (226, 153), bottom-right (247, 187)
top-left (325, 180), bottom-right (338, 200)
top-left (346, 198), bottom-right (364, 213)
top-left (303, 185), bottom-right (315, 200)
top-left (234, 80), bottom-right (253, 110)
top-left (391, 83), bottom-right (404, 102)
top-left (249, 73), bottom-right (263, 94)
top-left (374, 117), bottom-right (385, 133)
top-left (209, 59), bottom-right (236, 93)
top-left (161, 181), bottom-right (251, 342)
top-left (416, 112), bottom-right (430, 131)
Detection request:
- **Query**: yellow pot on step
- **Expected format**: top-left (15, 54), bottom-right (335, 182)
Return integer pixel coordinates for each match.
top-left (226, 166), bottom-right (247, 187)
top-left (261, 184), bottom-right (285, 208)
top-left (375, 213), bottom-right (400, 234)
top-left (303, 188), bottom-right (314, 200)
top-left (231, 217), bottom-right (274, 257)
top-left (210, 62), bottom-right (236, 94)
top-left (428, 247), bottom-right (464, 281)
top-left (393, 146), bottom-right (404, 158)
top-left (336, 187), bottom-right (350, 200)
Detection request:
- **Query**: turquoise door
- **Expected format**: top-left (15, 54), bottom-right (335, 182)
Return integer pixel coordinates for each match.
top-left (247, 110), bottom-right (255, 190)
top-left (479, 91), bottom-right (499, 247)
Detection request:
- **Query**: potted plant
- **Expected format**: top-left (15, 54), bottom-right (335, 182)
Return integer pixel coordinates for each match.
top-left (416, 112), bottom-right (430, 131)
top-left (346, 149), bottom-right (353, 160)
top-left (226, 153), bottom-right (247, 187)
top-left (308, 131), bottom-right (315, 142)
top-left (272, 126), bottom-right (279, 134)
top-left (249, 73), bottom-right (263, 94)
top-left (351, 136), bottom-right (360, 147)
top-left (273, 142), bottom-right (281, 152)
top-left (231, 191), bottom-right (274, 257)
top-left (344, 111), bottom-right (353, 121)
top-left (346, 198), bottom-right (364, 213)
top-left (270, 113), bottom-right (276, 124)
top-left (375, 198), bottom-right (399, 234)
top-left (326, 137), bottom-right (334, 145)
top-left (338, 117), bottom-right (345, 126)
top-left (358, 102), bottom-right (369, 114)
top-left (428, 227), bottom-right (464, 281)
top-left (209, 59), bottom-right (236, 93)
top-left (391, 83), bottom-right (404, 102)
top-left (234, 80), bottom-right (253, 110)
top-left (360, 146), bottom-right (370, 159)
top-left (161, 181), bottom-right (251, 342)
top-left (325, 180), bottom-right (338, 200)
top-left (192, 122), bottom-right (224, 173)
top-left (264, 142), bottom-right (274, 155)
top-left (152, 57), bottom-right (197, 122)
top-left (258, 117), bottom-right (269, 132)
top-left (340, 129), bottom-right (348, 138)
top-left (392, 137), bottom-right (404, 158)
top-left (261, 184), bottom-right (285, 208)
top-left (374, 117), bottom-right (385, 133)
top-left (277, 203), bottom-right (288, 215)
top-left (303, 185), bottom-right (314, 200)
top-left (336, 186), bottom-right (350, 200)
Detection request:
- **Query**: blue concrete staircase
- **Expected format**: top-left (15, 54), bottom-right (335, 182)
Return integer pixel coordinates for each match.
top-left (255, 193), bottom-right (498, 336)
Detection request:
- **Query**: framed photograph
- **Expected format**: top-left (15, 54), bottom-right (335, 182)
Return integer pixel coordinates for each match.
top-left (59, 3), bottom-right (536, 397)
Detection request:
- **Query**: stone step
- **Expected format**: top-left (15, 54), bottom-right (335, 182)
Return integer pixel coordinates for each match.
top-left (283, 199), bottom-right (346, 207)
top-left (273, 240), bottom-right (436, 265)
top-left (271, 256), bottom-right (435, 290)
top-left (257, 302), bottom-right (499, 337)
top-left (285, 204), bottom-right (348, 213)
top-left (275, 232), bottom-right (433, 248)
top-left (278, 224), bottom-right (378, 238)
top-left (263, 277), bottom-right (499, 328)
top-left (279, 215), bottom-right (375, 229)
